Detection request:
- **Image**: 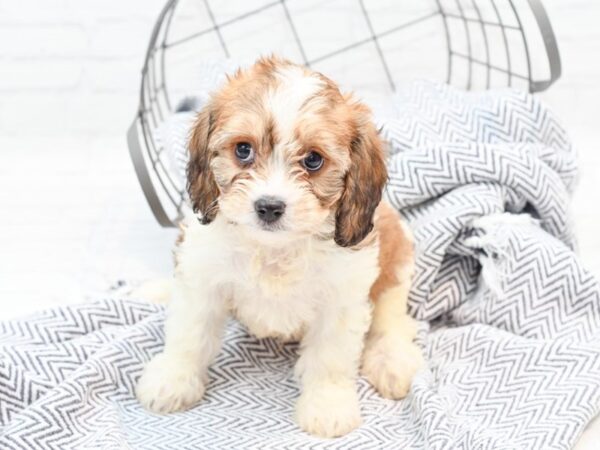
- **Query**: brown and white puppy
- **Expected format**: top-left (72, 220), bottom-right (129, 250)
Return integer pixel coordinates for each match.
top-left (136, 56), bottom-right (423, 438)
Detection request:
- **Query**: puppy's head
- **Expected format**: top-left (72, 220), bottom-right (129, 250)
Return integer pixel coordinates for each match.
top-left (187, 56), bottom-right (387, 247)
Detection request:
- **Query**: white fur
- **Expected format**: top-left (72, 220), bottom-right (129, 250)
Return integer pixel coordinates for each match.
top-left (245, 149), bottom-right (306, 235)
top-left (268, 66), bottom-right (323, 139)
top-left (136, 215), bottom-right (380, 437)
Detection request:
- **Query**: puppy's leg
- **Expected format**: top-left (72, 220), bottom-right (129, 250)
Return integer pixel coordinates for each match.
top-left (361, 204), bottom-right (423, 399)
top-left (136, 278), bottom-right (228, 413)
top-left (361, 263), bottom-right (423, 399)
top-left (294, 298), bottom-right (371, 438)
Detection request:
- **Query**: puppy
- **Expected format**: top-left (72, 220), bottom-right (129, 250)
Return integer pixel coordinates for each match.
top-left (136, 56), bottom-right (423, 438)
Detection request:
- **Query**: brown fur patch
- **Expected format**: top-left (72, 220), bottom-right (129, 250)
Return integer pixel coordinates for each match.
top-left (334, 99), bottom-right (388, 247)
top-left (369, 202), bottom-right (414, 302)
top-left (187, 107), bottom-right (220, 224)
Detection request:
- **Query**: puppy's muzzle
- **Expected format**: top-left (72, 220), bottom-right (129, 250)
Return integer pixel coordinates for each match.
top-left (254, 196), bottom-right (286, 224)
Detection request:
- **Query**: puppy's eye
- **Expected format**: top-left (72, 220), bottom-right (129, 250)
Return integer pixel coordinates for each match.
top-left (235, 142), bottom-right (254, 163)
top-left (302, 151), bottom-right (324, 172)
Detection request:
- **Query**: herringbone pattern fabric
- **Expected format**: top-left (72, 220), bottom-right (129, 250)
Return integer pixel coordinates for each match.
top-left (1, 81), bottom-right (598, 449)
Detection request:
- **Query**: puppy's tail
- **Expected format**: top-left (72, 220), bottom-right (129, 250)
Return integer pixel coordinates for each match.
top-left (129, 277), bottom-right (174, 305)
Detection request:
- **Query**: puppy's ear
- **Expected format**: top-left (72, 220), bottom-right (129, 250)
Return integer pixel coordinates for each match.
top-left (187, 105), bottom-right (220, 224)
top-left (335, 101), bottom-right (387, 247)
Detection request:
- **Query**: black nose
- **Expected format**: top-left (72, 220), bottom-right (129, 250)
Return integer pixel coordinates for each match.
top-left (254, 197), bottom-right (286, 224)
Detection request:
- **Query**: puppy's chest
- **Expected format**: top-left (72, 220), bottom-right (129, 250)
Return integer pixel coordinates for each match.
top-left (229, 246), bottom-right (329, 341)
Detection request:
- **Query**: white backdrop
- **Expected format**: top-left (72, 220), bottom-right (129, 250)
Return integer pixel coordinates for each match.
top-left (1, 1), bottom-right (599, 446)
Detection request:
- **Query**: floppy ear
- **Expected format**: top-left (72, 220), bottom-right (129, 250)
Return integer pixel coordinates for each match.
top-left (186, 106), bottom-right (220, 224)
top-left (334, 103), bottom-right (388, 247)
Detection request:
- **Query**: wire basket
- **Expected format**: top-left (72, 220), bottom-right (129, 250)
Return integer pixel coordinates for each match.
top-left (127, 0), bottom-right (561, 228)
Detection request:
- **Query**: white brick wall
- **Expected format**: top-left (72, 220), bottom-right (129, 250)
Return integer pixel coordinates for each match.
top-left (0, 0), bottom-right (165, 137)
top-left (1, 0), bottom-right (598, 140)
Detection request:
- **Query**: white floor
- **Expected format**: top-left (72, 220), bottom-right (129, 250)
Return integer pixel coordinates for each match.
top-left (0, 136), bottom-right (178, 318)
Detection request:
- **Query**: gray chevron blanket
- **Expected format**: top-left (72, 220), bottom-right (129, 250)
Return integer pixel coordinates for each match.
top-left (1, 80), bottom-right (599, 449)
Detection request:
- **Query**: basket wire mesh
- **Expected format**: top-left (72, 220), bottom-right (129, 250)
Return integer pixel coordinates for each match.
top-left (127, 0), bottom-right (561, 227)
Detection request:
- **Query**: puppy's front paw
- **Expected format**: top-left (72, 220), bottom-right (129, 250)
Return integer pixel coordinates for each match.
top-left (361, 335), bottom-right (423, 399)
top-left (295, 382), bottom-right (362, 438)
top-left (136, 352), bottom-right (206, 413)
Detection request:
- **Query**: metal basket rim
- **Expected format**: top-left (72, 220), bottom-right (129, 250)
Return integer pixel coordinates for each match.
top-left (128, 0), bottom-right (562, 228)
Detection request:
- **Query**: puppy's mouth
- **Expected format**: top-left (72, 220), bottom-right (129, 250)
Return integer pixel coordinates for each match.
top-left (256, 219), bottom-right (286, 232)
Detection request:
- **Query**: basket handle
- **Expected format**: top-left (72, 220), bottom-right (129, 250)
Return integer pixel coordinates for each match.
top-left (127, 117), bottom-right (177, 227)
top-left (527, 0), bottom-right (562, 92)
